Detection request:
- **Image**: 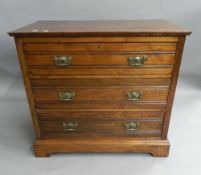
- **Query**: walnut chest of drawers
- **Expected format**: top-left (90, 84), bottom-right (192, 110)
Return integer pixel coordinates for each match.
top-left (9, 20), bottom-right (191, 157)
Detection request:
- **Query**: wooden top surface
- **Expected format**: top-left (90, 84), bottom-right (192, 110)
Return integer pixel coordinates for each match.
top-left (9, 20), bottom-right (191, 37)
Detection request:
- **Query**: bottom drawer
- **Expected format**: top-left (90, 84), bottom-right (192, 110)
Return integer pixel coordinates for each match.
top-left (39, 119), bottom-right (163, 138)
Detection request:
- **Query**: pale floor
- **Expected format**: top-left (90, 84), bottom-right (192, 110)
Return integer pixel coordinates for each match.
top-left (0, 73), bottom-right (201, 175)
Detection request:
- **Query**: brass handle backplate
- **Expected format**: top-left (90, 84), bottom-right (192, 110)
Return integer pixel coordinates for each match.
top-left (128, 56), bottom-right (147, 66)
top-left (124, 122), bottom-right (139, 131)
top-left (63, 122), bottom-right (78, 131)
top-left (127, 91), bottom-right (142, 101)
top-left (59, 92), bottom-right (75, 101)
top-left (54, 56), bottom-right (72, 66)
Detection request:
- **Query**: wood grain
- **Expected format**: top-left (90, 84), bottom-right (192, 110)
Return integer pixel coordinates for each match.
top-left (33, 87), bottom-right (169, 102)
top-left (36, 110), bottom-right (165, 121)
top-left (30, 78), bottom-right (171, 88)
top-left (25, 53), bottom-right (175, 66)
top-left (22, 36), bottom-right (179, 43)
top-left (34, 138), bottom-right (170, 157)
top-left (35, 101), bottom-right (166, 110)
top-left (24, 42), bottom-right (177, 53)
top-left (9, 20), bottom-right (191, 157)
top-left (162, 36), bottom-right (186, 138)
top-left (39, 119), bottom-right (162, 138)
top-left (9, 20), bottom-right (191, 37)
top-left (29, 74), bottom-right (173, 79)
top-left (14, 38), bottom-right (41, 138)
top-left (28, 67), bottom-right (173, 78)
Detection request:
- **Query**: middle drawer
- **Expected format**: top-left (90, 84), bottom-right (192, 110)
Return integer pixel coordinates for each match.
top-left (33, 87), bottom-right (169, 109)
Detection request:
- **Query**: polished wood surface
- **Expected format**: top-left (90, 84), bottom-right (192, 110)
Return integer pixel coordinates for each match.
top-left (25, 53), bottom-right (175, 66)
top-left (22, 36), bottom-right (179, 43)
top-left (29, 74), bottom-right (173, 79)
top-left (9, 20), bottom-right (191, 36)
top-left (30, 78), bottom-right (171, 87)
top-left (9, 20), bottom-right (191, 157)
top-left (33, 87), bottom-right (169, 102)
top-left (24, 42), bottom-right (177, 53)
top-left (162, 36), bottom-right (186, 138)
top-left (28, 67), bottom-right (173, 77)
top-left (35, 101), bottom-right (167, 110)
top-left (39, 119), bottom-right (162, 138)
top-left (36, 110), bottom-right (165, 121)
top-left (15, 38), bottom-right (41, 138)
top-left (34, 138), bottom-right (170, 157)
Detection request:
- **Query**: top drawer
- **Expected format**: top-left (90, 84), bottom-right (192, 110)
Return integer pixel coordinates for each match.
top-left (23, 42), bottom-right (177, 53)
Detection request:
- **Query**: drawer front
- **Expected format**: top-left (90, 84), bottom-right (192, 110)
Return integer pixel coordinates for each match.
top-left (37, 110), bottom-right (165, 121)
top-left (39, 119), bottom-right (163, 138)
top-left (28, 67), bottom-right (173, 78)
top-left (24, 42), bottom-right (177, 53)
top-left (33, 87), bottom-right (168, 109)
top-left (33, 87), bottom-right (168, 102)
top-left (25, 53), bottom-right (175, 66)
top-left (31, 78), bottom-right (171, 87)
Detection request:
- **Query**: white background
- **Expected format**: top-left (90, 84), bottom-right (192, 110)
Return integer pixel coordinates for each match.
top-left (0, 0), bottom-right (201, 174)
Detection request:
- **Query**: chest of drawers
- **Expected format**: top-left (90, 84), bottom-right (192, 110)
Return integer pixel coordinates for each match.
top-left (9, 20), bottom-right (191, 157)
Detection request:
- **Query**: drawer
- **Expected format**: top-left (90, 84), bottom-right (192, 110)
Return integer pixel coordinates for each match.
top-left (31, 78), bottom-right (171, 87)
top-left (39, 119), bottom-right (163, 138)
top-left (25, 53), bottom-right (175, 67)
top-left (28, 67), bottom-right (173, 79)
top-left (33, 87), bottom-right (168, 109)
top-left (33, 87), bottom-right (169, 102)
top-left (37, 110), bottom-right (165, 121)
top-left (24, 42), bottom-right (177, 53)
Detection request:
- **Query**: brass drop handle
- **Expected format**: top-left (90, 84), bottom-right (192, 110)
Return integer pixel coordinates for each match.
top-left (128, 56), bottom-right (147, 66)
top-left (54, 56), bottom-right (72, 66)
top-left (124, 122), bottom-right (139, 131)
top-left (127, 91), bottom-right (142, 101)
top-left (59, 92), bottom-right (75, 101)
top-left (63, 122), bottom-right (78, 131)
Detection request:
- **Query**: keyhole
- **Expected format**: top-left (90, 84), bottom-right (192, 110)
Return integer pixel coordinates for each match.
top-left (98, 44), bottom-right (101, 49)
